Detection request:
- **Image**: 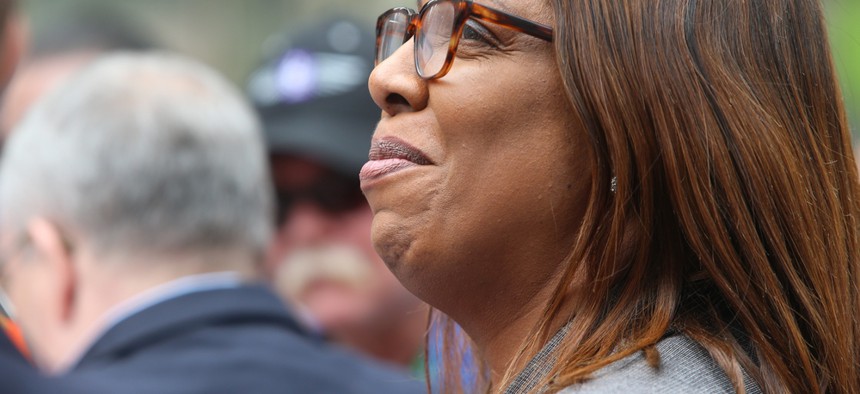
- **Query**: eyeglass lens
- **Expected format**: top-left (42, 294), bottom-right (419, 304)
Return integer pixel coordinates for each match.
top-left (415, 2), bottom-right (456, 77)
top-left (378, 2), bottom-right (459, 78)
top-left (378, 11), bottom-right (411, 64)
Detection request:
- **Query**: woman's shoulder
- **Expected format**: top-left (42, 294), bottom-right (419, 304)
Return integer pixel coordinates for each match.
top-left (557, 335), bottom-right (761, 394)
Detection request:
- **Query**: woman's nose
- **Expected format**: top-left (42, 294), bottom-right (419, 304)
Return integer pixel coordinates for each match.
top-left (368, 39), bottom-right (429, 117)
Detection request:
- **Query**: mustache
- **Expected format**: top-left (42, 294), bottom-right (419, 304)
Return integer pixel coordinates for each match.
top-left (273, 245), bottom-right (375, 299)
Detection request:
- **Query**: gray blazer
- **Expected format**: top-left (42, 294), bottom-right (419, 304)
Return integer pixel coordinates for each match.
top-left (559, 336), bottom-right (762, 393)
top-left (506, 333), bottom-right (762, 394)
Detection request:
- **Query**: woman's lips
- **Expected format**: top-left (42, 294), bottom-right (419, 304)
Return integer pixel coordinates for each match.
top-left (360, 138), bottom-right (431, 182)
top-left (359, 158), bottom-right (416, 181)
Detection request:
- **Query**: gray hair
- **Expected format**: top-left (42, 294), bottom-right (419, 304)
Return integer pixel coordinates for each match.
top-left (0, 52), bottom-right (273, 262)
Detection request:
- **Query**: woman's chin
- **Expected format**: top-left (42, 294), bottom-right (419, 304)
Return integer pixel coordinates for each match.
top-left (370, 210), bottom-right (416, 276)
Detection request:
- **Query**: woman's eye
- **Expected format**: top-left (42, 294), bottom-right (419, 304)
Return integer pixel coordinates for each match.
top-left (461, 21), bottom-right (496, 46)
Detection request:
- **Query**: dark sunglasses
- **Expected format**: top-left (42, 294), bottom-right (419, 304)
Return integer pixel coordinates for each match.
top-left (274, 175), bottom-right (366, 224)
top-left (375, 0), bottom-right (553, 80)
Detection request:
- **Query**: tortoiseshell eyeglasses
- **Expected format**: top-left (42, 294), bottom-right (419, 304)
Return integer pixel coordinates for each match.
top-left (375, 0), bottom-right (554, 80)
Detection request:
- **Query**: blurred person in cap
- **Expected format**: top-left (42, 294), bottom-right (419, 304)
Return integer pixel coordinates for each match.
top-left (0, 3), bottom-right (82, 392)
top-left (1, 5), bottom-right (155, 135)
top-left (0, 5), bottom-right (154, 363)
top-left (248, 19), bottom-right (427, 372)
top-left (0, 0), bottom-right (29, 359)
top-left (0, 51), bottom-right (421, 393)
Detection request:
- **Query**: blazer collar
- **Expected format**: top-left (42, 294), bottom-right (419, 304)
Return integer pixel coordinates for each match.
top-left (74, 285), bottom-right (309, 369)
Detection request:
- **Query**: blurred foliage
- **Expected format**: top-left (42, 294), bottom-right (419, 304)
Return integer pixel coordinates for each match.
top-left (21, 0), bottom-right (402, 82)
top-left (18, 0), bottom-right (860, 136)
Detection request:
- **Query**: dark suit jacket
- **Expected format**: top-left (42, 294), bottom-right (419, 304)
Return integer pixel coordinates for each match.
top-left (0, 333), bottom-right (46, 393)
top-left (66, 285), bottom-right (423, 394)
top-left (0, 333), bottom-right (97, 394)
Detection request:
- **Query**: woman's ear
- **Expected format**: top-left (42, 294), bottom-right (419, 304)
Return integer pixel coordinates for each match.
top-left (26, 218), bottom-right (77, 324)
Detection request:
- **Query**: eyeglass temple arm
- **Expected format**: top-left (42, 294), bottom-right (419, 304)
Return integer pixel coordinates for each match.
top-left (469, 2), bottom-right (554, 42)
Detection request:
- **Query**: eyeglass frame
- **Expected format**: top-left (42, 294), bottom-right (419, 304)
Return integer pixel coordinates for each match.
top-left (375, 0), bottom-right (554, 80)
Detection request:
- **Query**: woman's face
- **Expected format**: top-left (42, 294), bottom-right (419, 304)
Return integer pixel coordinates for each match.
top-left (363, 0), bottom-right (592, 310)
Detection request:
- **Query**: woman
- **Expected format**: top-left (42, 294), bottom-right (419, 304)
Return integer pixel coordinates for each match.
top-left (362, 0), bottom-right (860, 393)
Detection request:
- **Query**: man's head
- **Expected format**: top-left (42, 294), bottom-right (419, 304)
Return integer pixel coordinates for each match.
top-left (0, 52), bottom-right (272, 373)
top-left (252, 19), bottom-right (424, 365)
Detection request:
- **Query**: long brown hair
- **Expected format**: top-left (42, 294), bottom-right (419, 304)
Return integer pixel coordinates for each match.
top-left (431, 0), bottom-right (860, 393)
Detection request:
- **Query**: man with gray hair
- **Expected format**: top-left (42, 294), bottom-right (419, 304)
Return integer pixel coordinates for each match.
top-left (0, 52), bottom-right (421, 393)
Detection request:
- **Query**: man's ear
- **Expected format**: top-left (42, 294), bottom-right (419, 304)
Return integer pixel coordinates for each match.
top-left (26, 218), bottom-right (76, 324)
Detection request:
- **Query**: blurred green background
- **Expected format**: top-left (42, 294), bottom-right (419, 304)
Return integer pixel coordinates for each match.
top-left (18, 0), bottom-right (860, 138)
top-left (20, 0), bottom-right (402, 82)
top-left (827, 0), bottom-right (860, 137)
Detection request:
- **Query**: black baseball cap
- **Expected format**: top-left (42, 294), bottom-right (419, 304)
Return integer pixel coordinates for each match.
top-left (247, 18), bottom-right (379, 178)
